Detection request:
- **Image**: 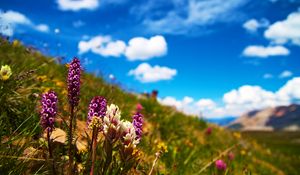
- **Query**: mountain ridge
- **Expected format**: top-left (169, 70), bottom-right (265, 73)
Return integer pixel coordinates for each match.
top-left (227, 104), bottom-right (300, 131)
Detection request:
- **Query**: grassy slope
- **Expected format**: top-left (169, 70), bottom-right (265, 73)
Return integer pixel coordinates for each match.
top-left (242, 131), bottom-right (300, 175)
top-left (0, 39), bottom-right (298, 174)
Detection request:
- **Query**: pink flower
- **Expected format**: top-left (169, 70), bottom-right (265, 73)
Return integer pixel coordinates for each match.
top-left (215, 159), bottom-right (227, 171)
top-left (205, 127), bottom-right (212, 135)
top-left (136, 103), bottom-right (143, 111)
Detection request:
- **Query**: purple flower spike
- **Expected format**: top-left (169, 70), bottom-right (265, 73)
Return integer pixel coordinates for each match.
top-left (67, 57), bottom-right (81, 107)
top-left (215, 159), bottom-right (227, 171)
top-left (87, 96), bottom-right (107, 129)
top-left (132, 112), bottom-right (143, 141)
top-left (40, 90), bottom-right (58, 132)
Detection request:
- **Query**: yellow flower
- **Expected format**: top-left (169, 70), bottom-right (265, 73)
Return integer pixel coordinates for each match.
top-left (0, 65), bottom-right (12, 81)
top-left (12, 40), bottom-right (21, 47)
top-left (37, 75), bottom-right (47, 82)
top-left (77, 163), bottom-right (84, 172)
top-left (240, 150), bottom-right (246, 155)
top-left (88, 116), bottom-right (102, 129)
top-left (41, 87), bottom-right (51, 93)
top-left (157, 141), bottom-right (168, 153)
top-left (55, 80), bottom-right (64, 87)
top-left (62, 90), bottom-right (68, 95)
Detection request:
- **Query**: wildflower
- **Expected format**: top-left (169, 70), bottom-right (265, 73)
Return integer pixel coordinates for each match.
top-left (87, 96), bottom-right (107, 129)
top-left (120, 120), bottom-right (139, 147)
top-left (37, 75), bottom-right (47, 82)
top-left (157, 141), bottom-right (168, 153)
top-left (67, 57), bottom-right (81, 107)
top-left (205, 127), bottom-right (212, 135)
top-left (54, 79), bottom-right (64, 87)
top-left (0, 65), bottom-right (12, 81)
top-left (12, 39), bottom-right (21, 47)
top-left (132, 111), bottom-right (143, 141)
top-left (228, 152), bottom-right (234, 160)
top-left (103, 104), bottom-right (121, 138)
top-left (215, 159), bottom-right (227, 171)
top-left (240, 150), bottom-right (246, 155)
top-left (136, 103), bottom-right (143, 111)
top-left (40, 90), bottom-right (58, 132)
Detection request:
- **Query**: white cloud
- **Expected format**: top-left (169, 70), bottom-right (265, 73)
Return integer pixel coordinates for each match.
top-left (277, 77), bottom-right (300, 103)
top-left (223, 85), bottom-right (278, 108)
top-left (138, 0), bottom-right (248, 35)
top-left (125, 35), bottom-right (167, 61)
top-left (0, 10), bottom-right (50, 36)
top-left (242, 45), bottom-right (290, 58)
top-left (183, 96), bottom-right (194, 105)
top-left (243, 18), bottom-right (269, 32)
top-left (196, 99), bottom-right (216, 110)
top-left (78, 35), bottom-right (168, 60)
top-left (35, 24), bottom-right (49, 33)
top-left (159, 96), bottom-right (184, 110)
top-left (279, 70), bottom-right (293, 79)
top-left (264, 11), bottom-right (300, 45)
top-left (0, 10), bottom-right (31, 36)
top-left (263, 73), bottom-right (273, 79)
top-left (128, 63), bottom-right (177, 83)
top-left (78, 36), bottom-right (126, 57)
top-left (158, 96), bottom-right (200, 115)
top-left (0, 10), bottom-right (31, 25)
top-left (56, 0), bottom-right (99, 11)
top-left (159, 77), bottom-right (300, 118)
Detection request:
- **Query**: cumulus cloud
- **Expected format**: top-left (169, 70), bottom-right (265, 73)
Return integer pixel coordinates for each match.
top-left (78, 36), bottom-right (126, 57)
top-left (242, 45), bottom-right (290, 58)
top-left (0, 10), bottom-right (50, 36)
top-left (223, 85), bottom-right (279, 110)
top-left (35, 24), bottom-right (50, 32)
top-left (243, 18), bottom-right (269, 32)
top-left (279, 70), bottom-right (293, 79)
top-left (196, 99), bottom-right (216, 110)
top-left (277, 77), bottom-right (300, 103)
top-left (135, 0), bottom-right (248, 35)
top-left (158, 96), bottom-right (200, 115)
top-left (128, 63), bottom-right (177, 83)
top-left (78, 35), bottom-right (167, 60)
top-left (264, 11), bottom-right (300, 45)
top-left (125, 35), bottom-right (167, 61)
top-left (159, 77), bottom-right (300, 118)
top-left (159, 96), bottom-right (184, 109)
top-left (56, 0), bottom-right (99, 11)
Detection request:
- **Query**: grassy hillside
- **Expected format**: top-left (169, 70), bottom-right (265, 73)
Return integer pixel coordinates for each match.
top-left (0, 38), bottom-right (298, 175)
top-left (242, 131), bottom-right (300, 175)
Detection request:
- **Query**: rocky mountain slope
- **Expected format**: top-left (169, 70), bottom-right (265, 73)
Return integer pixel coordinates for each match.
top-left (228, 104), bottom-right (300, 131)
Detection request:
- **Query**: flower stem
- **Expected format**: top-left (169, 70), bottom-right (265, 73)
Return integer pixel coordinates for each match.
top-left (90, 128), bottom-right (98, 175)
top-left (68, 105), bottom-right (74, 175)
top-left (47, 129), bottom-right (56, 174)
top-left (102, 139), bottom-right (112, 174)
top-left (148, 152), bottom-right (161, 175)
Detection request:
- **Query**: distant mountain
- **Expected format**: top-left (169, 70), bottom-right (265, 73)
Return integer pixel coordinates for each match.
top-left (205, 116), bottom-right (237, 126)
top-left (227, 104), bottom-right (300, 131)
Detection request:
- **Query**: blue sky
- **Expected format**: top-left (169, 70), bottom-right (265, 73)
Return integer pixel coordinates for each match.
top-left (1, 0), bottom-right (300, 118)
